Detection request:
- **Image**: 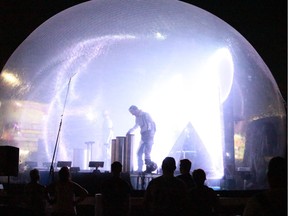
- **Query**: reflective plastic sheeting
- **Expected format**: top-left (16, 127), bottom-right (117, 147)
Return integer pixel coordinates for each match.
top-left (0, 0), bottom-right (286, 188)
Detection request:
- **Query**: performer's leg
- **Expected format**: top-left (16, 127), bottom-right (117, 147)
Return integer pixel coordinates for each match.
top-left (143, 140), bottom-right (157, 173)
top-left (137, 143), bottom-right (145, 172)
top-left (144, 141), bottom-right (153, 164)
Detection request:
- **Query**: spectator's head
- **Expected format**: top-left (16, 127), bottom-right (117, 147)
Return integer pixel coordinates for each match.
top-left (58, 166), bottom-right (70, 182)
top-left (179, 159), bottom-right (192, 174)
top-left (111, 161), bottom-right (122, 176)
top-left (29, 169), bottom-right (40, 183)
top-left (162, 157), bottom-right (176, 175)
top-left (267, 156), bottom-right (286, 188)
top-left (192, 169), bottom-right (206, 186)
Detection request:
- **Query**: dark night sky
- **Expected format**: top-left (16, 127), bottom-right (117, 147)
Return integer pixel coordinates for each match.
top-left (0, 0), bottom-right (287, 100)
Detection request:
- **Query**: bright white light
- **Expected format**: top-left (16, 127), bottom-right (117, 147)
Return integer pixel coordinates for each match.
top-left (86, 109), bottom-right (97, 121)
top-left (14, 101), bottom-right (23, 107)
top-left (0, 70), bottom-right (21, 87)
top-left (154, 32), bottom-right (166, 40)
top-left (145, 48), bottom-right (233, 179)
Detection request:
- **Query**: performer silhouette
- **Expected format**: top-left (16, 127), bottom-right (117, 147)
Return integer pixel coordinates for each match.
top-left (127, 105), bottom-right (157, 173)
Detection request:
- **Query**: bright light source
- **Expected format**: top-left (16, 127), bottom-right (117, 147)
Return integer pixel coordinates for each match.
top-left (155, 32), bottom-right (166, 40)
top-left (1, 70), bottom-right (21, 87)
top-left (143, 48), bottom-right (233, 179)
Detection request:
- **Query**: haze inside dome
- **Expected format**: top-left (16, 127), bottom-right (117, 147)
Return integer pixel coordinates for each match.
top-left (0, 0), bottom-right (285, 182)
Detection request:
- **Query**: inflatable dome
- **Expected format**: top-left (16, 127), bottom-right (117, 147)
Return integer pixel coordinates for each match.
top-left (0, 0), bottom-right (286, 189)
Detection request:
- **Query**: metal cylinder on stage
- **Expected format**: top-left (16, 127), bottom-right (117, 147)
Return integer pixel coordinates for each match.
top-left (111, 136), bottom-right (126, 163)
top-left (111, 135), bottom-right (134, 172)
top-left (111, 138), bottom-right (117, 163)
top-left (73, 148), bottom-right (87, 170)
top-left (123, 134), bottom-right (134, 172)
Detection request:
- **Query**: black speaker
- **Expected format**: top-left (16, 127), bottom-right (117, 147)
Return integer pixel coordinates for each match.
top-left (0, 146), bottom-right (19, 176)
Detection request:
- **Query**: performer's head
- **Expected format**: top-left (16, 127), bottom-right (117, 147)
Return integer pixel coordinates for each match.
top-left (129, 105), bottom-right (140, 116)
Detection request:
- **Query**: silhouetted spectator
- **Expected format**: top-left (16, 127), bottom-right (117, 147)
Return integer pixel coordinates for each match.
top-left (187, 169), bottom-right (219, 216)
top-left (24, 168), bottom-right (48, 216)
top-left (243, 156), bottom-right (287, 216)
top-left (144, 157), bottom-right (188, 216)
top-left (47, 166), bottom-right (88, 216)
top-left (101, 161), bottom-right (132, 216)
top-left (177, 159), bottom-right (195, 190)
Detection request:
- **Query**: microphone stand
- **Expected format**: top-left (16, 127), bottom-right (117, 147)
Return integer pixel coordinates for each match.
top-left (49, 76), bottom-right (73, 183)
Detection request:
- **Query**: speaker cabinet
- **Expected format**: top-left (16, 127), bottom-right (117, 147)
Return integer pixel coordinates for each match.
top-left (0, 146), bottom-right (19, 176)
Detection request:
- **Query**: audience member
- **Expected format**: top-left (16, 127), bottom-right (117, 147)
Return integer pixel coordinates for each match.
top-left (47, 166), bottom-right (88, 216)
top-left (187, 169), bottom-right (219, 216)
top-left (101, 161), bottom-right (132, 216)
top-left (177, 159), bottom-right (196, 190)
top-left (144, 157), bottom-right (188, 216)
top-left (24, 168), bottom-right (48, 216)
top-left (243, 156), bottom-right (287, 216)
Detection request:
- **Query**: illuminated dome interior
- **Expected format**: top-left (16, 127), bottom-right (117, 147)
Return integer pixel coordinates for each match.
top-left (0, 0), bottom-right (286, 189)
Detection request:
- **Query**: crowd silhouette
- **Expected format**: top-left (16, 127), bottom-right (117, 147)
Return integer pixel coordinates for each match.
top-left (46, 166), bottom-right (88, 216)
top-left (243, 156), bottom-right (287, 216)
top-left (23, 168), bottom-right (48, 216)
top-left (176, 159), bottom-right (196, 190)
top-left (144, 157), bottom-right (187, 216)
top-left (101, 161), bottom-right (132, 216)
top-left (1, 156), bottom-right (286, 216)
top-left (187, 168), bottom-right (219, 216)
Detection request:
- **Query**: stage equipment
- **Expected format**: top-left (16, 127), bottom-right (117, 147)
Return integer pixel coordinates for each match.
top-left (89, 161), bottom-right (104, 172)
top-left (70, 167), bottom-right (80, 173)
top-left (237, 167), bottom-right (252, 190)
top-left (123, 134), bottom-right (134, 172)
top-left (73, 148), bottom-right (87, 170)
top-left (111, 135), bottom-right (134, 173)
top-left (111, 139), bottom-right (117, 162)
top-left (25, 161), bottom-right (38, 169)
top-left (49, 75), bottom-right (76, 182)
top-left (0, 146), bottom-right (19, 177)
top-left (85, 141), bottom-right (95, 164)
top-left (111, 136), bottom-right (125, 163)
top-left (43, 162), bottom-right (56, 169)
top-left (57, 161), bottom-right (72, 168)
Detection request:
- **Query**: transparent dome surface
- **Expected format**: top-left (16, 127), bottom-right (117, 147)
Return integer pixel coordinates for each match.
top-left (0, 0), bottom-right (286, 189)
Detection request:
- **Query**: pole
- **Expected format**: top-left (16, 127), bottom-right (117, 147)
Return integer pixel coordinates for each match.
top-left (49, 76), bottom-right (73, 183)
